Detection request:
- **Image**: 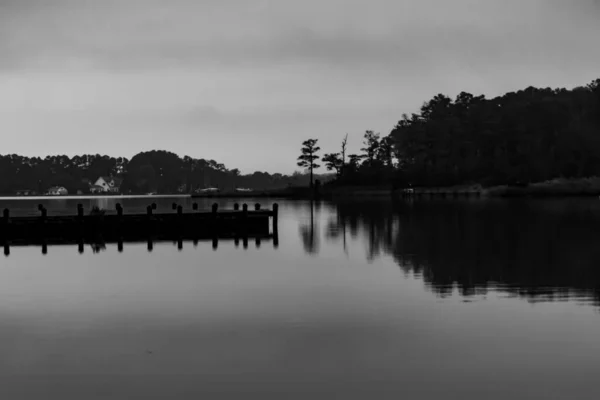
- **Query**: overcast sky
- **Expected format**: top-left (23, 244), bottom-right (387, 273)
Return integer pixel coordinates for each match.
top-left (1, 0), bottom-right (599, 174)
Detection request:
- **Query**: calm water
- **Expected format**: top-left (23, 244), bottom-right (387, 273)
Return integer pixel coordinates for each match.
top-left (1, 196), bottom-right (600, 399)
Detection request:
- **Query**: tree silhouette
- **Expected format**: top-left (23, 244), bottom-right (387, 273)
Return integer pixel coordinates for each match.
top-left (322, 153), bottom-right (343, 176)
top-left (361, 130), bottom-right (381, 168)
top-left (386, 77), bottom-right (600, 187)
top-left (347, 154), bottom-right (362, 171)
top-left (0, 150), bottom-right (334, 195)
top-left (297, 139), bottom-right (321, 188)
top-left (340, 134), bottom-right (348, 176)
top-left (310, 77), bottom-right (600, 189)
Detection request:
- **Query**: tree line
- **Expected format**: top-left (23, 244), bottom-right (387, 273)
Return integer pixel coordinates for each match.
top-left (0, 151), bottom-right (330, 195)
top-left (299, 77), bottom-right (600, 188)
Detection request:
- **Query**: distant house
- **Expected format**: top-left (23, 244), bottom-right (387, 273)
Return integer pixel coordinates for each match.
top-left (16, 189), bottom-right (36, 196)
top-left (93, 176), bottom-right (122, 193)
top-left (89, 185), bottom-right (105, 194)
top-left (46, 186), bottom-right (68, 196)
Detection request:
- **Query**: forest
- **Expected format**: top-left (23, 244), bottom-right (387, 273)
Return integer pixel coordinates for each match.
top-left (0, 151), bottom-right (330, 195)
top-left (2, 77), bottom-right (599, 195)
top-left (314, 77), bottom-right (600, 188)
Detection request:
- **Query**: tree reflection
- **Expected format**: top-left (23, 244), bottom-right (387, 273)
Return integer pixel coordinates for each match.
top-left (324, 199), bottom-right (600, 306)
top-left (299, 201), bottom-right (319, 255)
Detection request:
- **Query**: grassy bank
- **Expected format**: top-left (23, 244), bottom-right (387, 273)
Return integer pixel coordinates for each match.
top-left (397, 177), bottom-right (600, 198)
top-left (323, 185), bottom-right (394, 198)
top-left (185, 177), bottom-right (600, 199)
top-left (486, 177), bottom-right (600, 197)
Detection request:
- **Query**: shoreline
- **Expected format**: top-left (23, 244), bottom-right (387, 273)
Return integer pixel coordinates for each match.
top-left (395, 178), bottom-right (600, 198)
top-left (0, 194), bottom-right (191, 201)
top-left (4, 178), bottom-right (600, 200)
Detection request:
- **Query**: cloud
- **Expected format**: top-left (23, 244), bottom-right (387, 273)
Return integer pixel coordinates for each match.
top-left (0, 0), bottom-right (599, 173)
top-left (0, 0), bottom-right (596, 73)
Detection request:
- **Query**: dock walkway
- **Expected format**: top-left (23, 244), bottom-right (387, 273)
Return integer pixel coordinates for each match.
top-left (1, 202), bottom-right (279, 253)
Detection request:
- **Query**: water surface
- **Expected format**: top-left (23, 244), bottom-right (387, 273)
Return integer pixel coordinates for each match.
top-left (1, 197), bottom-right (599, 399)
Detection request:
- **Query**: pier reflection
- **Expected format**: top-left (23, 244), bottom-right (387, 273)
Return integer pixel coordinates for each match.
top-left (2, 235), bottom-right (277, 255)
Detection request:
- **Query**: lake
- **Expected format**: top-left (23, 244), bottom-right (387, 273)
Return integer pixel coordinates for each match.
top-left (1, 196), bottom-right (600, 399)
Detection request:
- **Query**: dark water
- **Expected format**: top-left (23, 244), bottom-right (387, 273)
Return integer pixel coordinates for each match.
top-left (1, 196), bottom-right (600, 399)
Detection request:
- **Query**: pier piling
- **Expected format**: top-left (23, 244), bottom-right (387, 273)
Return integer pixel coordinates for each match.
top-left (273, 203), bottom-right (279, 237)
top-left (2, 208), bottom-right (9, 246)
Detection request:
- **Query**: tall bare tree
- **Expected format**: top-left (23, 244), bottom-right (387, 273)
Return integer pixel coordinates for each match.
top-left (340, 134), bottom-right (348, 176)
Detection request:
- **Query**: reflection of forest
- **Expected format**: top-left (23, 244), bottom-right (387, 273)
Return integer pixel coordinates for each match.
top-left (319, 199), bottom-right (600, 305)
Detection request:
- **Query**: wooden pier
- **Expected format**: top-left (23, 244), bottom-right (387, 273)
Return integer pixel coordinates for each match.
top-left (1, 202), bottom-right (279, 254)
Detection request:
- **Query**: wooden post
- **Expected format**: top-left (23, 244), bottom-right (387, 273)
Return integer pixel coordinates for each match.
top-left (211, 203), bottom-right (218, 237)
top-left (177, 205), bottom-right (183, 237)
top-left (78, 240), bottom-right (84, 254)
top-left (42, 241), bottom-right (47, 255)
top-left (3, 210), bottom-right (9, 254)
top-left (172, 202), bottom-right (177, 210)
top-left (254, 203), bottom-right (261, 211)
top-left (212, 237), bottom-right (218, 250)
top-left (77, 204), bottom-right (84, 240)
top-left (146, 205), bottom-right (153, 240)
top-left (39, 206), bottom-right (47, 242)
top-left (272, 203), bottom-right (279, 236)
top-left (147, 239), bottom-right (153, 252)
top-left (234, 203), bottom-right (240, 211)
top-left (242, 203), bottom-right (248, 238)
top-left (177, 238), bottom-right (183, 251)
top-left (192, 203), bottom-right (198, 211)
top-left (255, 237), bottom-right (261, 247)
top-left (2, 208), bottom-right (9, 246)
top-left (115, 203), bottom-right (123, 246)
top-left (118, 239), bottom-right (123, 253)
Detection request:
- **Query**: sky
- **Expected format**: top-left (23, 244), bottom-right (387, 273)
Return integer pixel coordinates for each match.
top-left (0, 0), bottom-right (599, 174)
